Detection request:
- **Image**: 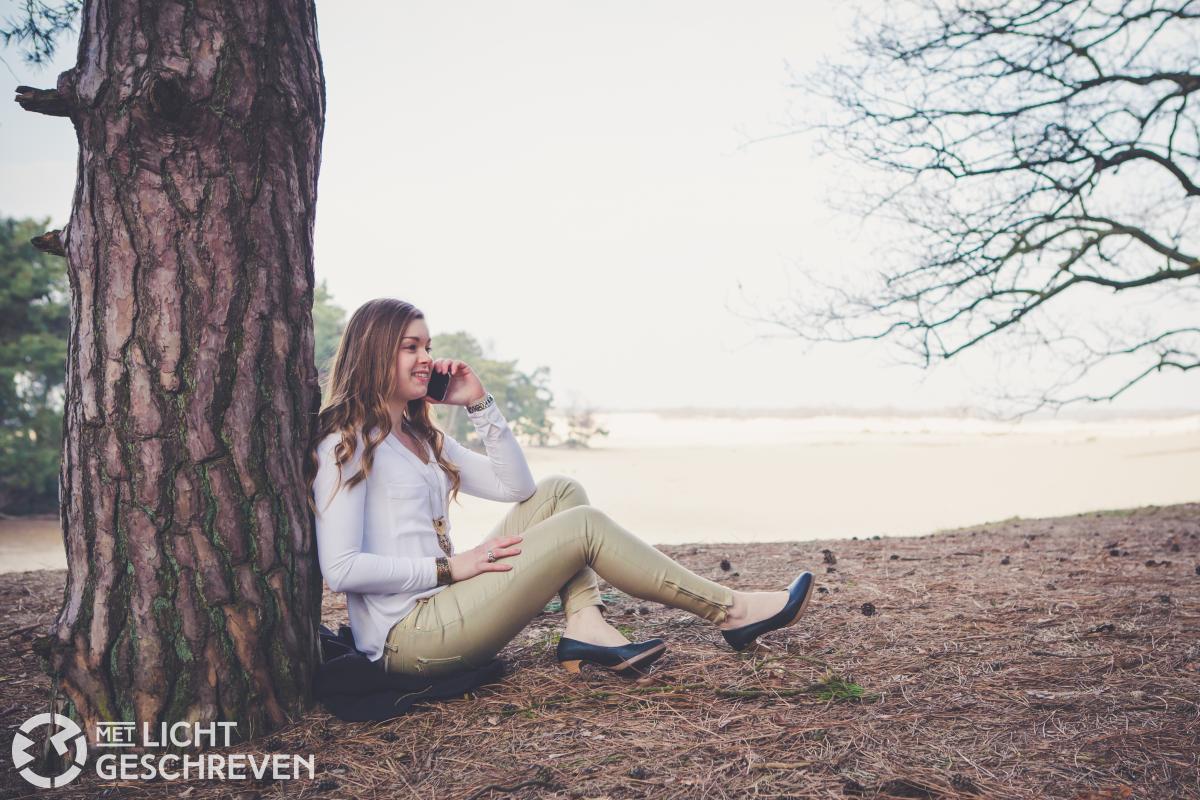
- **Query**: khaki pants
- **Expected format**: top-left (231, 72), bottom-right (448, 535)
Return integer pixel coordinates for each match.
top-left (382, 475), bottom-right (735, 676)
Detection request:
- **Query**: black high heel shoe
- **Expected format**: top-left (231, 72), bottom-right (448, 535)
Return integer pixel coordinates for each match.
top-left (721, 571), bottom-right (815, 652)
top-left (556, 636), bottom-right (667, 676)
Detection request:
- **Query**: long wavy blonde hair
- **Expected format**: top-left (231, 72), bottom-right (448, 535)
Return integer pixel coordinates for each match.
top-left (305, 298), bottom-right (462, 514)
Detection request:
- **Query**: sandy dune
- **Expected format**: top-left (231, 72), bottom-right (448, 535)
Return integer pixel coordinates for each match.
top-left (3, 413), bottom-right (1198, 572)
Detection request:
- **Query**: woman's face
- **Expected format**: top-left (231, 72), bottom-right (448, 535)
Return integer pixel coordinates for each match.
top-left (393, 317), bottom-right (434, 403)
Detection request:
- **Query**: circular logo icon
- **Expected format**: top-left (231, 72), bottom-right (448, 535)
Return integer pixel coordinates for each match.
top-left (12, 713), bottom-right (88, 788)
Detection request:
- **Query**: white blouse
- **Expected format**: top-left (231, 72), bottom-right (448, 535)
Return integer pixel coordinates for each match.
top-left (313, 400), bottom-right (537, 662)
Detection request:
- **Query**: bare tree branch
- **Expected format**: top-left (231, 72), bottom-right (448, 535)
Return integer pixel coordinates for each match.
top-left (755, 0), bottom-right (1199, 415)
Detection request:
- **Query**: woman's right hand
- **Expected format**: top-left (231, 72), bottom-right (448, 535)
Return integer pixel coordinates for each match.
top-left (448, 535), bottom-right (524, 581)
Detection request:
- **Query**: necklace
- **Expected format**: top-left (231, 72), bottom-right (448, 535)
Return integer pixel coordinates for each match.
top-left (394, 429), bottom-right (429, 464)
top-left (398, 420), bottom-right (450, 554)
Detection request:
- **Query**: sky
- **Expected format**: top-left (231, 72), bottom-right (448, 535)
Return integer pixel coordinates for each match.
top-left (1, 0), bottom-right (1197, 416)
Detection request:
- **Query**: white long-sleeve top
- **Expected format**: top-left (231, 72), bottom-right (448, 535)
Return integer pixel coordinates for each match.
top-left (313, 400), bottom-right (537, 662)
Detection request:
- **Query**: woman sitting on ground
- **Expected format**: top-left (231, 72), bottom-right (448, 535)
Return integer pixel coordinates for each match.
top-left (306, 298), bottom-right (814, 678)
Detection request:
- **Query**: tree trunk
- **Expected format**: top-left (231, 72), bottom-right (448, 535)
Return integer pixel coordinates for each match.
top-left (42, 0), bottom-right (325, 745)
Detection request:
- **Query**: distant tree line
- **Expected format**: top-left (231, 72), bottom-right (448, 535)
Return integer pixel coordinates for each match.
top-left (0, 217), bottom-right (68, 514)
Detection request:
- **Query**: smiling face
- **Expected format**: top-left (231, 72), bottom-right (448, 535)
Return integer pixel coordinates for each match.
top-left (393, 317), bottom-right (434, 404)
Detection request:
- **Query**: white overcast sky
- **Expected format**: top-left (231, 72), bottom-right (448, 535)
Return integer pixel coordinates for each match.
top-left (2, 1), bottom-right (1196, 414)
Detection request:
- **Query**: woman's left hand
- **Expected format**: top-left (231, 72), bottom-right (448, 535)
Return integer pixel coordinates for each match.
top-left (425, 359), bottom-right (487, 407)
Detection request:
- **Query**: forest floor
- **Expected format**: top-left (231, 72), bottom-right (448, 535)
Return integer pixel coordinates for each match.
top-left (0, 503), bottom-right (1197, 800)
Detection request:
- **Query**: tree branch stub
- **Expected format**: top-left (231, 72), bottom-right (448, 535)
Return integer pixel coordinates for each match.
top-left (14, 85), bottom-right (71, 117)
top-left (31, 229), bottom-right (66, 257)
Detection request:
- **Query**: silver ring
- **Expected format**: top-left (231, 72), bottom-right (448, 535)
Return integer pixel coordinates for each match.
top-left (486, 549), bottom-right (496, 563)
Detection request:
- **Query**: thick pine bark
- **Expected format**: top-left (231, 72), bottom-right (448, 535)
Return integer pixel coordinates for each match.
top-left (43, 0), bottom-right (325, 745)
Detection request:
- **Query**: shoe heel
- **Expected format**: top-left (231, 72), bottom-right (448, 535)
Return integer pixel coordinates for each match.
top-left (559, 659), bottom-right (583, 674)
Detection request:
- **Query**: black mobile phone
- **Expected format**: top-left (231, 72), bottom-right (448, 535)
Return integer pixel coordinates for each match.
top-left (426, 368), bottom-right (451, 402)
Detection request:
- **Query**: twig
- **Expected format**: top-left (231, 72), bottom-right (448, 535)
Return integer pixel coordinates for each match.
top-left (749, 760), bottom-right (814, 770)
top-left (464, 769), bottom-right (560, 800)
top-left (2, 623), bottom-right (43, 640)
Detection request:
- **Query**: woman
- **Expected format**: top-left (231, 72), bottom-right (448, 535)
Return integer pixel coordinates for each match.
top-left (307, 298), bottom-right (814, 679)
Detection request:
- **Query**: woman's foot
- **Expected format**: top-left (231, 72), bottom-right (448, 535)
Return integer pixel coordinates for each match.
top-left (718, 590), bottom-right (791, 630)
top-left (719, 573), bottom-right (816, 651)
top-left (562, 604), bottom-right (631, 647)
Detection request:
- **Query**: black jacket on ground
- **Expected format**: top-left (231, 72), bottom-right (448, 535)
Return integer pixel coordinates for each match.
top-left (314, 624), bottom-right (507, 722)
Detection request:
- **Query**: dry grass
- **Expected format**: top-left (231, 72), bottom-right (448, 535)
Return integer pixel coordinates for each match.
top-left (1, 503), bottom-right (1197, 799)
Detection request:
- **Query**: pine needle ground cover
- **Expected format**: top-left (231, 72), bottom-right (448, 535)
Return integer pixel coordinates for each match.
top-left (2, 504), bottom-right (1197, 799)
